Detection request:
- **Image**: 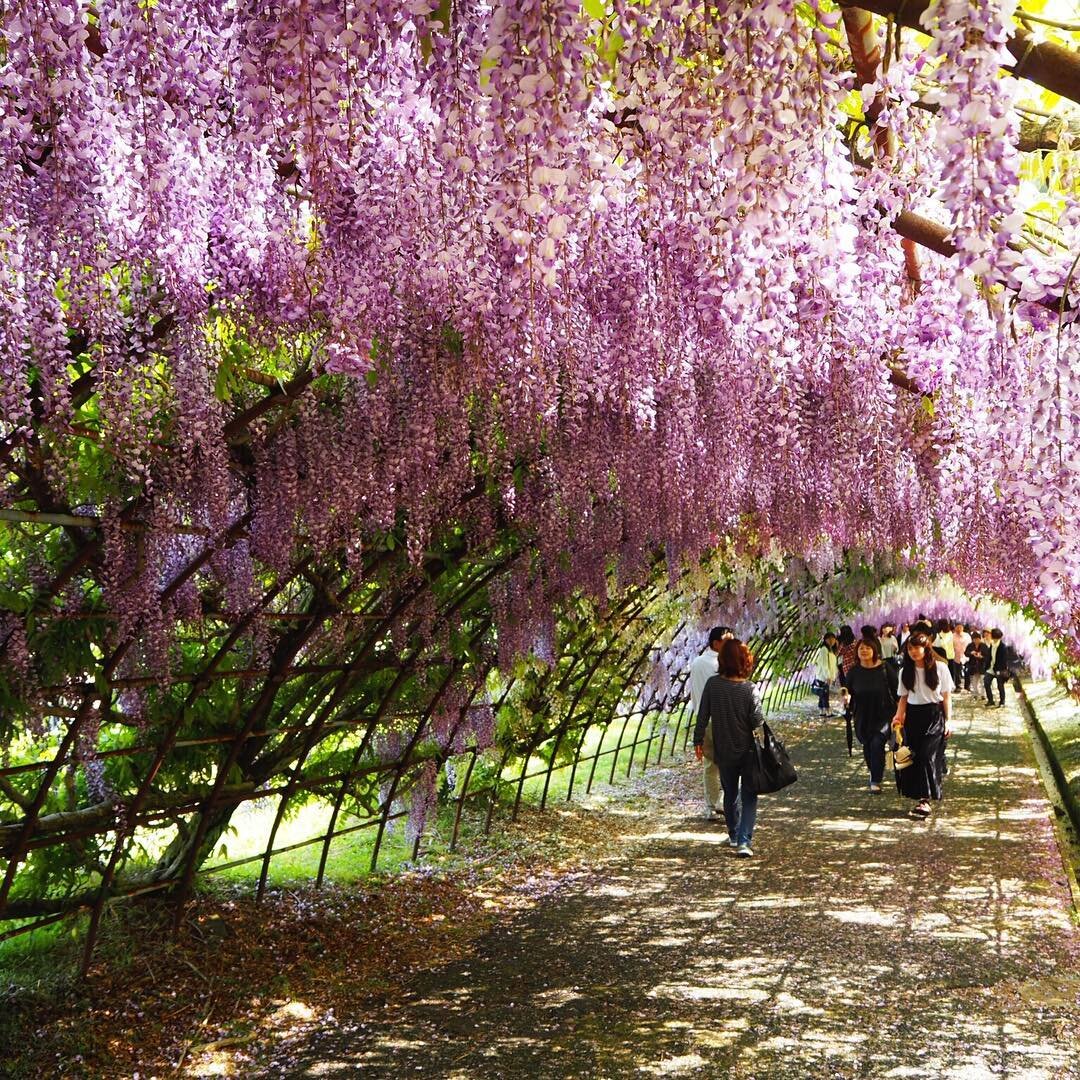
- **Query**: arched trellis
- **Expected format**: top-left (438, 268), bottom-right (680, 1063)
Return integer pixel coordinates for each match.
top-left (0, 505), bottom-right (854, 973)
top-left (3, 0), bottom-right (1080, 988)
top-left (0, 325), bottom-right (906, 973)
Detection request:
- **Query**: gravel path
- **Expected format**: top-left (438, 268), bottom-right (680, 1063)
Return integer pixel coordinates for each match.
top-left (280, 692), bottom-right (1080, 1079)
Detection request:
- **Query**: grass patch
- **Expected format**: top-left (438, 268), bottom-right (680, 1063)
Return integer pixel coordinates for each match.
top-left (1025, 679), bottom-right (1080, 806)
top-left (0, 692), bottom-right (814, 1077)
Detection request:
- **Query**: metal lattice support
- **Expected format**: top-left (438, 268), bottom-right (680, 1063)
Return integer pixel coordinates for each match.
top-left (2, 364), bottom-right (884, 971)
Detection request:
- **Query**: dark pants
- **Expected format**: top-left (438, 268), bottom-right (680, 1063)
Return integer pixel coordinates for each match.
top-left (896, 703), bottom-right (946, 801)
top-left (948, 659), bottom-right (963, 690)
top-left (815, 682), bottom-right (830, 711)
top-left (984, 672), bottom-right (1007, 705)
top-left (718, 754), bottom-right (758, 846)
top-left (857, 722), bottom-right (888, 785)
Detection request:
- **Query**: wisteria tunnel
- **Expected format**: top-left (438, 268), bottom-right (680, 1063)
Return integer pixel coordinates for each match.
top-left (2, 0), bottom-right (1080, 1076)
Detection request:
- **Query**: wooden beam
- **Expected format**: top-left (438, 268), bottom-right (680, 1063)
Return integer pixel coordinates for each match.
top-left (840, 0), bottom-right (1080, 107)
top-left (890, 208), bottom-right (958, 258)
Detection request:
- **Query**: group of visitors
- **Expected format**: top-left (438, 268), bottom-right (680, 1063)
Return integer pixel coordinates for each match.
top-left (814, 619), bottom-right (1017, 718)
top-left (690, 617), bottom-right (1023, 853)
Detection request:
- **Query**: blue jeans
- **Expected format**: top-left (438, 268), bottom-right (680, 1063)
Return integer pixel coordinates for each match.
top-left (719, 755), bottom-right (758, 846)
top-left (860, 727), bottom-right (888, 785)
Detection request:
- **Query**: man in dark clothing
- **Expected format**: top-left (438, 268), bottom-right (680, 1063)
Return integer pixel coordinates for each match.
top-left (982, 628), bottom-right (1015, 707)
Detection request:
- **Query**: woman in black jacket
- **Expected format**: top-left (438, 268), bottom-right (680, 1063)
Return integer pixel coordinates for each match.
top-left (694, 639), bottom-right (765, 858)
top-left (841, 636), bottom-right (896, 793)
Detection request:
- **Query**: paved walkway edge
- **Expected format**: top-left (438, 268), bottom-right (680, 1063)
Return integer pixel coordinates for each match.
top-left (1019, 677), bottom-right (1080, 916)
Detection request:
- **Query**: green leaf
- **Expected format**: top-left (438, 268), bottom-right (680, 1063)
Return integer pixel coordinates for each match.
top-left (600, 28), bottom-right (625, 71)
top-left (420, 0), bottom-right (452, 61)
top-left (0, 588), bottom-right (28, 614)
top-left (432, 0), bottom-right (452, 29)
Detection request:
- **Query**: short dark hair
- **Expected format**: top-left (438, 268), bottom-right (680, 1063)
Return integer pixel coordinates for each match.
top-left (861, 624), bottom-right (876, 639)
top-left (857, 636), bottom-right (882, 662)
top-left (991, 628), bottom-right (1003, 640)
top-left (718, 638), bottom-right (754, 679)
top-left (708, 626), bottom-right (732, 645)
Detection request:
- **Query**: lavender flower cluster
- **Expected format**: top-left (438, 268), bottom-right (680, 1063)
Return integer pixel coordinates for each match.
top-left (2, 0), bottom-right (1080, 748)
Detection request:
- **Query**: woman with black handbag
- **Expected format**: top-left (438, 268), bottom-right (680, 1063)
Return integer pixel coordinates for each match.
top-left (694, 639), bottom-right (765, 858)
top-left (890, 631), bottom-right (954, 820)
top-left (841, 635), bottom-right (897, 794)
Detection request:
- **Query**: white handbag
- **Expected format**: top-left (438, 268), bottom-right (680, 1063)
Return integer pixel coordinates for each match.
top-left (893, 727), bottom-right (913, 770)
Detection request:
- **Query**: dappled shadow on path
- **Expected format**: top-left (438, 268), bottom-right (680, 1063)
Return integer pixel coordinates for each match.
top-left (275, 696), bottom-right (1080, 1079)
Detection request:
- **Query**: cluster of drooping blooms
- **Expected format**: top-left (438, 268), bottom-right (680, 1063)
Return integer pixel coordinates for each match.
top-left (639, 548), bottom-right (910, 708)
top-left (405, 760), bottom-right (439, 847)
top-left (919, 0), bottom-right (1022, 302)
top-left (2, 0), bottom-right (1080, 742)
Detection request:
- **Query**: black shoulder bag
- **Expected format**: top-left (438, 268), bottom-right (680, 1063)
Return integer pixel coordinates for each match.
top-left (750, 721), bottom-right (798, 794)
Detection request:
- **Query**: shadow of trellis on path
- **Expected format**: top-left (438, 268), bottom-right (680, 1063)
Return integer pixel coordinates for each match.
top-left (274, 691), bottom-right (1080, 1079)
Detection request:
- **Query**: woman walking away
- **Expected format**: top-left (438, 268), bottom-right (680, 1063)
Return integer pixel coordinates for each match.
top-left (891, 631), bottom-right (954, 820)
top-left (694, 639), bottom-right (765, 858)
top-left (841, 637), bottom-right (896, 793)
top-left (813, 632), bottom-right (840, 718)
top-left (932, 618), bottom-right (952, 664)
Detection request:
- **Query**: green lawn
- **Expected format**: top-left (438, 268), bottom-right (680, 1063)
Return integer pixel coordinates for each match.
top-left (204, 705), bottom-right (698, 887)
top-left (0, 688), bottom-right (813, 976)
top-left (1025, 679), bottom-right (1080, 814)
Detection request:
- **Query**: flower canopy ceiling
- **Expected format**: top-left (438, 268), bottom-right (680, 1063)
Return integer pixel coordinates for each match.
top-left (2, 0), bottom-right (1080, 662)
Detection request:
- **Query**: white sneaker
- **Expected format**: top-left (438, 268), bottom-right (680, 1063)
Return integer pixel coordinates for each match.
top-left (728, 836), bottom-right (738, 848)
top-left (735, 844), bottom-right (753, 858)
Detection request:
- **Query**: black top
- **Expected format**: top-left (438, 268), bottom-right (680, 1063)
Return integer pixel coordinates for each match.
top-left (694, 677), bottom-right (764, 762)
top-left (987, 640), bottom-right (1016, 674)
top-left (844, 664), bottom-right (895, 736)
top-left (966, 639), bottom-right (989, 674)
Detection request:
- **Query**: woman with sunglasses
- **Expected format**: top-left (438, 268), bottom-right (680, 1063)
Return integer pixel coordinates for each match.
top-left (891, 631), bottom-right (954, 820)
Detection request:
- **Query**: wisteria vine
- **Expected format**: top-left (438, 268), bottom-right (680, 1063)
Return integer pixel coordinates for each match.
top-left (2, 1), bottom-right (1080, 807)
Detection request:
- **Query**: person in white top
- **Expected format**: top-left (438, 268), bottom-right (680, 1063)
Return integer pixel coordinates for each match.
top-left (890, 630), bottom-right (953, 820)
top-left (879, 624), bottom-right (898, 661)
top-left (688, 626), bottom-right (733, 818)
top-left (950, 623), bottom-right (971, 692)
top-left (812, 632), bottom-right (840, 718)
